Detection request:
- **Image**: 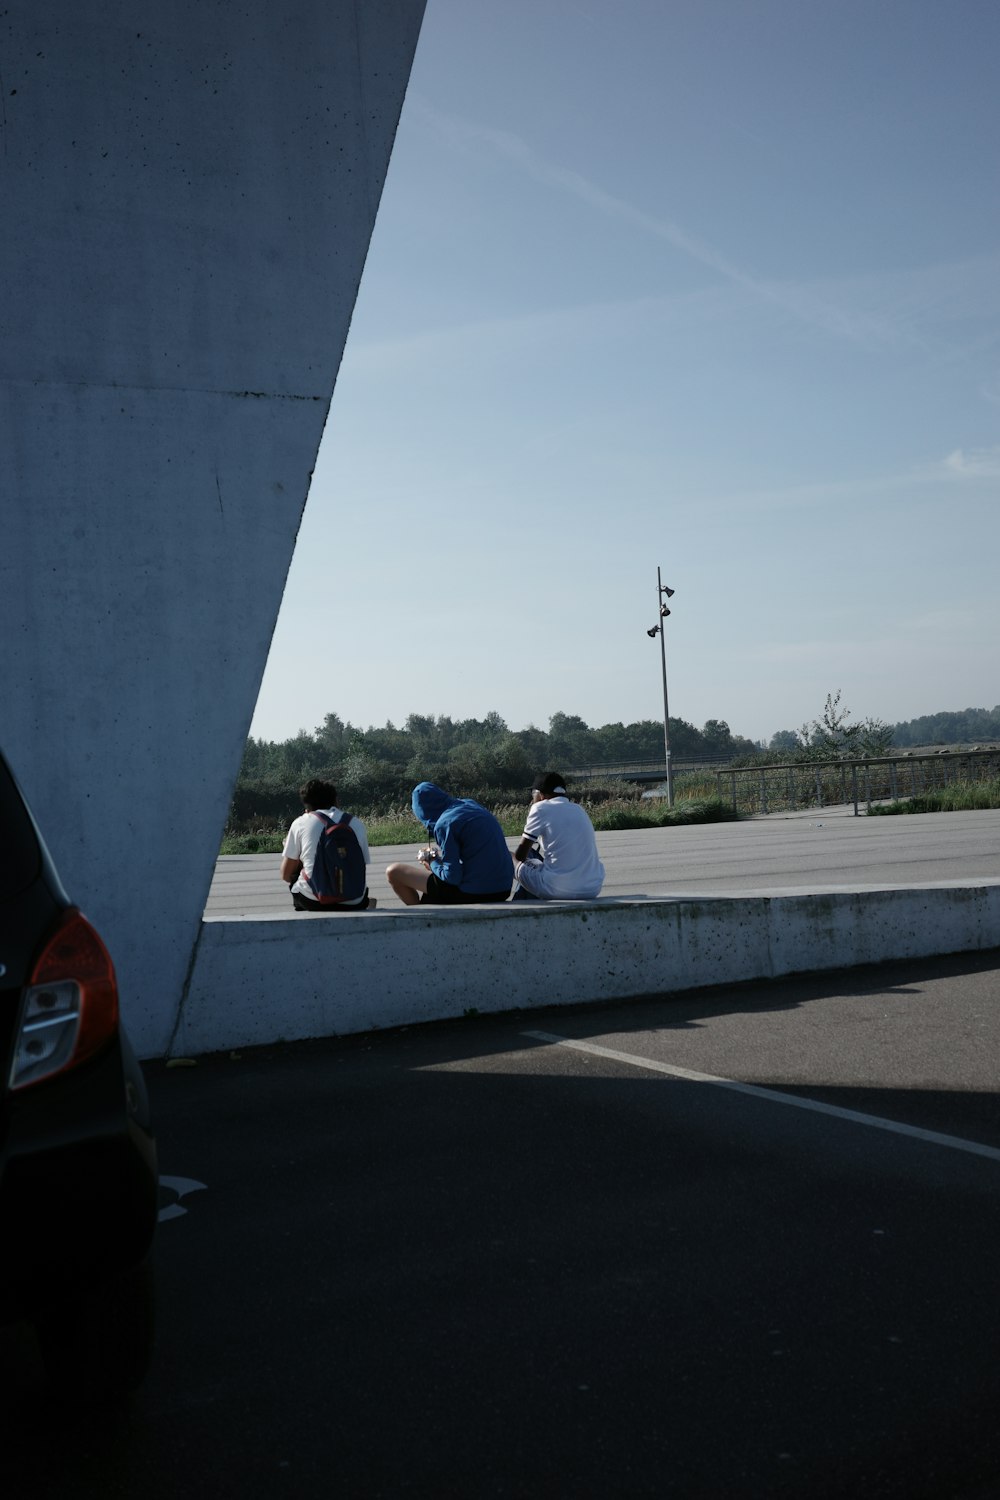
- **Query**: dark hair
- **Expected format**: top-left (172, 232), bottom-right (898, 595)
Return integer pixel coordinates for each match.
top-left (299, 778), bottom-right (338, 809)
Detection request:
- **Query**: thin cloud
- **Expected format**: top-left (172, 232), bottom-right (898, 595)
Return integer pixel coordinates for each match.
top-left (343, 284), bottom-right (733, 373)
top-left (942, 446), bottom-right (1000, 479)
top-left (407, 96), bottom-right (915, 351)
top-left (704, 450), bottom-right (1000, 516)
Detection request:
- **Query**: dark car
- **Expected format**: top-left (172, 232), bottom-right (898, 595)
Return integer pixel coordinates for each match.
top-left (0, 748), bottom-right (158, 1400)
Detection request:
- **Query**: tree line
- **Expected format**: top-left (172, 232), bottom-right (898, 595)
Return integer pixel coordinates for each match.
top-left (232, 710), bottom-right (760, 829)
top-left (231, 698), bottom-right (1000, 831)
top-left (767, 698), bottom-right (1000, 757)
top-left (888, 705), bottom-right (1000, 747)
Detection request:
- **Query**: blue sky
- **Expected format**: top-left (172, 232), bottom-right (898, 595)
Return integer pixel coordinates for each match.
top-left (250, 0), bottom-right (1000, 747)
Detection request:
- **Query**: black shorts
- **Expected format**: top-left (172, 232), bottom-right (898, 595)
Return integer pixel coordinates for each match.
top-left (292, 888), bottom-right (370, 912)
top-left (420, 874), bottom-right (510, 905)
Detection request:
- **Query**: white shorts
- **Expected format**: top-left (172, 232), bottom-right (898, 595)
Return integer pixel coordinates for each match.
top-left (514, 858), bottom-right (601, 901)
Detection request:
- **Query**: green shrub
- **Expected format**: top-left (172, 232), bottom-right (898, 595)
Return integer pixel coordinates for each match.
top-left (867, 778), bottom-right (1000, 815)
top-left (219, 830), bottom-right (287, 855)
top-left (660, 797), bottom-right (739, 826)
top-left (590, 808), bottom-right (657, 832)
top-left (590, 796), bottom-right (739, 833)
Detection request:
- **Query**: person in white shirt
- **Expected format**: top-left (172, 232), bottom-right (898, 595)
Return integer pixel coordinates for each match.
top-left (280, 778), bottom-right (373, 911)
top-left (512, 772), bottom-right (605, 901)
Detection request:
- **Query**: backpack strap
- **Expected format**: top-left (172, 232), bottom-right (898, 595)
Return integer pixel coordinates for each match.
top-left (304, 811), bottom-right (333, 891)
top-left (311, 809), bottom-right (349, 827)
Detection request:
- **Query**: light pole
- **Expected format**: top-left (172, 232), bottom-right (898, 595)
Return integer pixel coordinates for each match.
top-left (646, 566), bottom-right (675, 806)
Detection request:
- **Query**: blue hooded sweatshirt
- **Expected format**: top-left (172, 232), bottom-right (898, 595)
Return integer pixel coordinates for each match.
top-left (411, 782), bottom-right (514, 896)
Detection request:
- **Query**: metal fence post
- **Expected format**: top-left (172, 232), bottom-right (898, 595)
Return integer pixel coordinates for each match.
top-left (720, 748), bottom-right (998, 823)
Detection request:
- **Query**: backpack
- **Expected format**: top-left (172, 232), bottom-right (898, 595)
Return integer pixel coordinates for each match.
top-left (307, 811), bottom-right (367, 905)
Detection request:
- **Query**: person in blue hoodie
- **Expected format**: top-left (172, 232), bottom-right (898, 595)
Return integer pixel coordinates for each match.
top-left (386, 782), bottom-right (514, 906)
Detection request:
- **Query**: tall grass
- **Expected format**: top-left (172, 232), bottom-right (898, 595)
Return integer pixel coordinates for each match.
top-left (867, 778), bottom-right (1000, 815)
top-left (218, 794), bottom-right (738, 854)
top-left (670, 772), bottom-right (720, 801)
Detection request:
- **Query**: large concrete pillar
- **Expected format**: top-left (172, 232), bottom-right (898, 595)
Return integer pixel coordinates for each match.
top-left (1, 2), bottom-right (425, 1054)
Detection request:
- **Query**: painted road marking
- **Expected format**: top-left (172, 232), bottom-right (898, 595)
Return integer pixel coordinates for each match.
top-left (521, 1031), bottom-right (1000, 1164)
top-left (158, 1175), bottom-right (208, 1222)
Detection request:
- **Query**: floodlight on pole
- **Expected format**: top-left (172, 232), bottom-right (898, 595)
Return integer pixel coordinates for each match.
top-left (646, 565), bottom-right (675, 807)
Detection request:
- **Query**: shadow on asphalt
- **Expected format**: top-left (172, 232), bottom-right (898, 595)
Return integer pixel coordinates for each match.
top-left (3, 949), bottom-right (1000, 1499)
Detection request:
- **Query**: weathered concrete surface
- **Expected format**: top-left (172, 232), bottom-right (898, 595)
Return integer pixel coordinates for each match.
top-left (1, 2), bottom-right (425, 1055)
top-left (171, 883), bottom-right (1000, 1057)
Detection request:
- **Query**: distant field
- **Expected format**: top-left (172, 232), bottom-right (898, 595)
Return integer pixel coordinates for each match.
top-left (900, 742), bottom-right (1000, 755)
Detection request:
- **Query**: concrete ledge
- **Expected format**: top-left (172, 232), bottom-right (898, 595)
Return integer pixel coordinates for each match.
top-left (165, 883), bottom-right (1000, 1057)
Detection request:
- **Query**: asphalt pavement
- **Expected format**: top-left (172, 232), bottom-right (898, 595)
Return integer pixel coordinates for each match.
top-left (4, 950), bottom-right (1000, 1498)
top-left (5, 813), bottom-right (1000, 1495)
top-left (205, 807), bottom-right (1000, 917)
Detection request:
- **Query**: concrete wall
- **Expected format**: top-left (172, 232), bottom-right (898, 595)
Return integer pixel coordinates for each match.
top-left (1, 2), bottom-right (425, 1056)
top-left (171, 884), bottom-right (1000, 1056)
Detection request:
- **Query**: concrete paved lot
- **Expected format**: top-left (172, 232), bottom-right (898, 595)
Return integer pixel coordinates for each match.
top-left (206, 807), bottom-right (1000, 917)
top-left (4, 951), bottom-right (1000, 1498)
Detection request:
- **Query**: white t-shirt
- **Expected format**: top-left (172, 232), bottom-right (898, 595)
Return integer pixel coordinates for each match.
top-left (519, 796), bottom-right (605, 899)
top-left (282, 806), bottom-right (371, 903)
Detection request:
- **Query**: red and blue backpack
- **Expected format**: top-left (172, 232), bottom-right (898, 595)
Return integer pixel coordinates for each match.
top-left (307, 811), bottom-right (367, 905)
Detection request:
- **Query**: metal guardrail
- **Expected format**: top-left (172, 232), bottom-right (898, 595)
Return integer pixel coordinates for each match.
top-left (567, 756), bottom-right (732, 781)
top-left (715, 749), bottom-right (1000, 817)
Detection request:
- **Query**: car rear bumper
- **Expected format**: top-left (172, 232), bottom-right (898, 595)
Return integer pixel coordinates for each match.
top-left (0, 1035), bottom-right (157, 1322)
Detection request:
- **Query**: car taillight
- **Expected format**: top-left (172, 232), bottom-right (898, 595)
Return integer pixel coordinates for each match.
top-left (9, 909), bottom-right (120, 1091)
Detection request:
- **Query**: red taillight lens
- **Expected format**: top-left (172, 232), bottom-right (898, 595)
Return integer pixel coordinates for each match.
top-left (10, 909), bottom-right (120, 1090)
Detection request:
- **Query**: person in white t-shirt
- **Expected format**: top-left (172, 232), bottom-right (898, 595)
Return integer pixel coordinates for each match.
top-left (280, 778), bottom-right (373, 911)
top-left (512, 772), bottom-right (605, 901)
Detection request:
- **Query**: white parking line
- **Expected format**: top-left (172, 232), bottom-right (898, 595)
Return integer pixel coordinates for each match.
top-left (521, 1030), bottom-right (1000, 1164)
top-left (158, 1174), bottom-right (209, 1222)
